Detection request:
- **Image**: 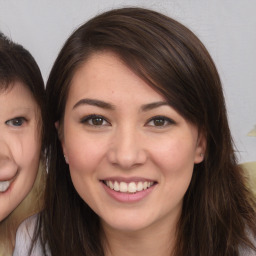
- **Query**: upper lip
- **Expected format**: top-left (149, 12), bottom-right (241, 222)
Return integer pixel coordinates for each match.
top-left (0, 170), bottom-right (19, 182)
top-left (0, 171), bottom-right (18, 193)
top-left (100, 176), bottom-right (156, 183)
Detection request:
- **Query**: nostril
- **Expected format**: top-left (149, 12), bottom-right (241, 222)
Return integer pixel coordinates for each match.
top-left (107, 148), bottom-right (147, 170)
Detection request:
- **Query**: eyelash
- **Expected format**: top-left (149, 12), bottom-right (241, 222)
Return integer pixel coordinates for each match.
top-left (5, 117), bottom-right (27, 127)
top-left (80, 114), bottom-right (110, 126)
top-left (146, 115), bottom-right (175, 127)
top-left (80, 114), bottom-right (175, 128)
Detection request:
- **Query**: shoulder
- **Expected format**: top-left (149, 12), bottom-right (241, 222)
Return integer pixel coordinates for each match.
top-left (239, 229), bottom-right (256, 256)
top-left (239, 246), bottom-right (256, 256)
top-left (13, 214), bottom-right (47, 256)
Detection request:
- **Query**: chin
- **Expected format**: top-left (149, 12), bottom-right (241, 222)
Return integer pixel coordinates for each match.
top-left (102, 215), bottom-right (154, 233)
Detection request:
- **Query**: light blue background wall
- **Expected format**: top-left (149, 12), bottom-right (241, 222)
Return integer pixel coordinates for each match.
top-left (0, 0), bottom-right (255, 163)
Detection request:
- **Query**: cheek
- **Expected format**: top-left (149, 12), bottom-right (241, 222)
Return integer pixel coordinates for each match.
top-left (66, 135), bottom-right (106, 176)
top-left (66, 138), bottom-right (104, 205)
top-left (20, 131), bottom-right (41, 171)
top-left (152, 139), bottom-right (195, 207)
top-left (9, 127), bottom-right (41, 172)
top-left (18, 133), bottom-right (41, 197)
top-left (150, 136), bottom-right (196, 178)
top-left (0, 132), bottom-right (41, 220)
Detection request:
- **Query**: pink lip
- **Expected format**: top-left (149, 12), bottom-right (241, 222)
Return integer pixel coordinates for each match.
top-left (101, 176), bottom-right (155, 183)
top-left (0, 173), bottom-right (17, 182)
top-left (0, 171), bottom-right (19, 194)
top-left (101, 181), bottom-right (156, 203)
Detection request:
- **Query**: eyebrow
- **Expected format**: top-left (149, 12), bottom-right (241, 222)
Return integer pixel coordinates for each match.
top-left (72, 98), bottom-right (169, 111)
top-left (73, 98), bottom-right (115, 110)
top-left (141, 101), bottom-right (169, 111)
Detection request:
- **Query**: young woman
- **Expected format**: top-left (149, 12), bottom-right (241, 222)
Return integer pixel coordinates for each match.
top-left (0, 32), bottom-right (46, 255)
top-left (16, 7), bottom-right (256, 256)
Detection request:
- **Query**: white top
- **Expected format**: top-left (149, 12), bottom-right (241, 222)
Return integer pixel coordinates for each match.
top-left (13, 214), bottom-right (50, 256)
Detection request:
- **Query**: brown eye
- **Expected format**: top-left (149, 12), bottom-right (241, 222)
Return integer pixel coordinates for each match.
top-left (91, 117), bottom-right (104, 126)
top-left (153, 118), bottom-right (166, 126)
top-left (147, 116), bottom-right (175, 127)
top-left (81, 114), bottom-right (110, 127)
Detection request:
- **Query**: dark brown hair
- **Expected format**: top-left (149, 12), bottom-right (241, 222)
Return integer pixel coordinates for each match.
top-left (0, 32), bottom-right (46, 254)
top-left (37, 7), bottom-right (256, 255)
top-left (0, 32), bottom-right (46, 144)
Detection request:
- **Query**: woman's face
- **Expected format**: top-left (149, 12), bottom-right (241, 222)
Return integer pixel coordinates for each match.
top-left (61, 51), bottom-right (205, 234)
top-left (0, 82), bottom-right (41, 221)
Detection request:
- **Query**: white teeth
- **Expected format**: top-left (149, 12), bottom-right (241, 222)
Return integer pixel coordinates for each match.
top-left (105, 180), bottom-right (154, 193)
top-left (109, 181), bottom-right (114, 189)
top-left (114, 181), bottom-right (119, 191)
top-left (148, 182), bottom-right (153, 188)
top-left (0, 180), bottom-right (11, 192)
top-left (137, 182), bottom-right (143, 191)
top-left (128, 182), bottom-right (137, 193)
top-left (120, 182), bottom-right (127, 192)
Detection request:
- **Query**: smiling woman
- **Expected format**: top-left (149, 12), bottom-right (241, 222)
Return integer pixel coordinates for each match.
top-left (0, 82), bottom-right (40, 206)
top-left (59, 52), bottom-right (205, 235)
top-left (0, 33), bottom-right (46, 255)
top-left (15, 7), bottom-right (256, 256)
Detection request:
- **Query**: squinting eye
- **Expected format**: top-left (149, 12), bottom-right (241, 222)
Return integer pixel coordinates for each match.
top-left (147, 116), bottom-right (174, 127)
top-left (5, 117), bottom-right (26, 127)
top-left (81, 115), bottom-right (110, 126)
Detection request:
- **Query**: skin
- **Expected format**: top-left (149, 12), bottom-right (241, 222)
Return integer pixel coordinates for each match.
top-left (60, 51), bottom-right (206, 256)
top-left (0, 82), bottom-right (41, 221)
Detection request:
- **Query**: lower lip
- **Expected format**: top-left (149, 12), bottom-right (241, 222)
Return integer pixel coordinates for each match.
top-left (102, 182), bottom-right (156, 203)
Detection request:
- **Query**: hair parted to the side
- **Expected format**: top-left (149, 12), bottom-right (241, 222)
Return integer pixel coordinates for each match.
top-left (36, 7), bottom-right (256, 256)
top-left (0, 32), bottom-right (47, 255)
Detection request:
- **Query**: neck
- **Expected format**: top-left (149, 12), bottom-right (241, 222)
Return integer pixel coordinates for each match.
top-left (102, 217), bottom-right (177, 256)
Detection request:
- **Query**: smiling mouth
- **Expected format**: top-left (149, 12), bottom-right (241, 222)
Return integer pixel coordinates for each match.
top-left (103, 180), bottom-right (156, 193)
top-left (0, 172), bottom-right (18, 193)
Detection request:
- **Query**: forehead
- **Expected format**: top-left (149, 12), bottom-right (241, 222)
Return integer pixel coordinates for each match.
top-left (68, 51), bottom-right (165, 104)
top-left (0, 81), bottom-right (38, 109)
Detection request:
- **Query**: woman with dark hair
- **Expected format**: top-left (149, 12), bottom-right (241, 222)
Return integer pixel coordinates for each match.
top-left (15, 7), bottom-right (256, 256)
top-left (0, 32), bottom-right (47, 255)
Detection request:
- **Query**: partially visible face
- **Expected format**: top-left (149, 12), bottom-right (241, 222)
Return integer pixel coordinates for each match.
top-left (0, 82), bottom-right (41, 221)
top-left (61, 51), bottom-right (205, 235)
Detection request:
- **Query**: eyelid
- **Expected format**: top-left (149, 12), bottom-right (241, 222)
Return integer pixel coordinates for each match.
top-left (146, 115), bottom-right (175, 127)
top-left (5, 117), bottom-right (27, 127)
top-left (80, 114), bottom-right (111, 126)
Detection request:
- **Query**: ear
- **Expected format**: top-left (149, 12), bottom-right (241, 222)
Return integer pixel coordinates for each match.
top-left (194, 132), bottom-right (207, 164)
top-left (55, 121), bottom-right (69, 164)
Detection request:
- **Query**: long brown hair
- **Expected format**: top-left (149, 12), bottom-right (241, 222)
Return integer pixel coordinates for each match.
top-left (38, 7), bottom-right (256, 255)
top-left (0, 32), bottom-right (46, 255)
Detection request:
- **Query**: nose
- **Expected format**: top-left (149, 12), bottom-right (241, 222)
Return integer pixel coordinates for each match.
top-left (107, 125), bottom-right (147, 170)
